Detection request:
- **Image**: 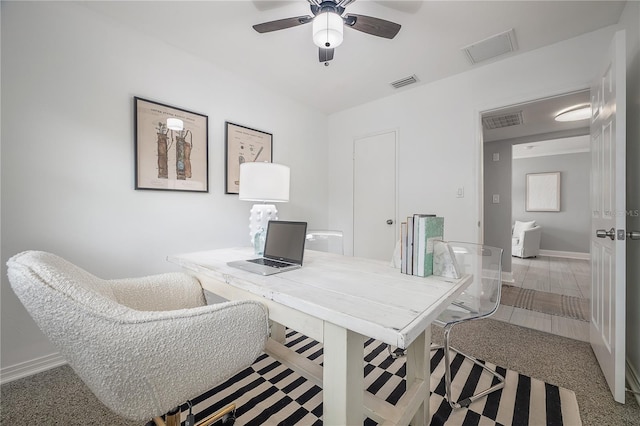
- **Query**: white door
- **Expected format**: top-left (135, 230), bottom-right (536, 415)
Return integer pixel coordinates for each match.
top-left (590, 30), bottom-right (626, 403)
top-left (354, 131), bottom-right (397, 261)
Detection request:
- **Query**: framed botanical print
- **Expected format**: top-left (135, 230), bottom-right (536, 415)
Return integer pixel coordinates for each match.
top-left (134, 97), bottom-right (208, 192)
top-left (225, 122), bottom-right (273, 194)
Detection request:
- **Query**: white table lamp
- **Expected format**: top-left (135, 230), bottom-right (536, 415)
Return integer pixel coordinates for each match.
top-left (239, 162), bottom-right (290, 247)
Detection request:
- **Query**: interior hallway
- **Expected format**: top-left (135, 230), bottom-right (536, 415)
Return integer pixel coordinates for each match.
top-left (494, 255), bottom-right (591, 342)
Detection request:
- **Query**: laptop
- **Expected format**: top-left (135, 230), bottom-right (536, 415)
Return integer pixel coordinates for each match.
top-left (227, 221), bottom-right (308, 276)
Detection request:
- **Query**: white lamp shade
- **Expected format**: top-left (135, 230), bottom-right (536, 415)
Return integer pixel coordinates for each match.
top-left (239, 162), bottom-right (290, 202)
top-left (312, 11), bottom-right (343, 48)
top-left (167, 118), bottom-right (184, 131)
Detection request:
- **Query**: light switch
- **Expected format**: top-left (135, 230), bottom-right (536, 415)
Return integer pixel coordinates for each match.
top-left (492, 194), bottom-right (500, 203)
top-left (457, 187), bottom-right (464, 198)
top-left (493, 153), bottom-right (500, 161)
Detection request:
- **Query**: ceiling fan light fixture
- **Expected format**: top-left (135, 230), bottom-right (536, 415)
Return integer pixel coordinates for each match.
top-left (312, 11), bottom-right (343, 48)
top-left (555, 104), bottom-right (591, 122)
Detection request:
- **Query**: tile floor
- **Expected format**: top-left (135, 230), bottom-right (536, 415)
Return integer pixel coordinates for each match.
top-left (494, 255), bottom-right (591, 342)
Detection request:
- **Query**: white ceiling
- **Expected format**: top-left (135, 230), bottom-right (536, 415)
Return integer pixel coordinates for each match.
top-left (482, 89), bottom-right (591, 143)
top-left (512, 135), bottom-right (590, 159)
top-left (82, 1), bottom-right (625, 114)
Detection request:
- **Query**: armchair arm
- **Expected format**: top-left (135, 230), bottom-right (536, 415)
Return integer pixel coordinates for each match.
top-left (522, 226), bottom-right (542, 257)
top-left (107, 272), bottom-right (206, 311)
top-left (76, 300), bottom-right (269, 421)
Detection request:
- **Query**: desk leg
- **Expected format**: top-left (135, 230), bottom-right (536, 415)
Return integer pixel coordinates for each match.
top-left (406, 327), bottom-right (430, 426)
top-left (270, 321), bottom-right (286, 344)
top-left (323, 322), bottom-right (364, 425)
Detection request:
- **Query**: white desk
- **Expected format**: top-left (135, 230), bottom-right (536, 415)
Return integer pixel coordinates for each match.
top-left (168, 248), bottom-right (471, 426)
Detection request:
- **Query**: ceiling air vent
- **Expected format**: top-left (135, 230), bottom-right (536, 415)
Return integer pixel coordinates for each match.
top-left (482, 111), bottom-right (524, 130)
top-left (391, 75), bottom-right (418, 89)
top-left (462, 28), bottom-right (518, 65)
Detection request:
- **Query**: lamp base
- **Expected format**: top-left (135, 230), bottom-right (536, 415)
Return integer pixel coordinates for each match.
top-left (249, 204), bottom-right (278, 246)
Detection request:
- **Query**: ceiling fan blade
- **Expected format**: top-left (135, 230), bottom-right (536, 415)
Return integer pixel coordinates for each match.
top-left (253, 16), bottom-right (313, 33)
top-left (319, 47), bottom-right (335, 62)
top-left (344, 14), bottom-right (401, 39)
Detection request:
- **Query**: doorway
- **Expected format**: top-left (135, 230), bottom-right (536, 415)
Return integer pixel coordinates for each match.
top-left (481, 90), bottom-right (592, 342)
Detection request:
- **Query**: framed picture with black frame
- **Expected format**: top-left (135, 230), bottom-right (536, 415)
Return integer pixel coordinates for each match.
top-left (134, 97), bottom-right (208, 192)
top-left (225, 121), bottom-right (273, 194)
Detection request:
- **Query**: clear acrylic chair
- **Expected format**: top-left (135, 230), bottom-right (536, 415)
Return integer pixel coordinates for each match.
top-left (305, 230), bottom-right (344, 254)
top-left (432, 241), bottom-right (505, 408)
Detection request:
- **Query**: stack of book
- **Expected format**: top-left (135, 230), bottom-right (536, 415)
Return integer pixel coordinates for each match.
top-left (400, 214), bottom-right (444, 277)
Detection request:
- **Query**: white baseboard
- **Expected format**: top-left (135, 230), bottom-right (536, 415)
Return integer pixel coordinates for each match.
top-left (626, 358), bottom-right (640, 406)
top-left (538, 249), bottom-right (590, 260)
top-left (0, 352), bottom-right (67, 385)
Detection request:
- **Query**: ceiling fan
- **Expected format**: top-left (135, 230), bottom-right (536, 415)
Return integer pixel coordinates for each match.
top-left (252, 0), bottom-right (401, 64)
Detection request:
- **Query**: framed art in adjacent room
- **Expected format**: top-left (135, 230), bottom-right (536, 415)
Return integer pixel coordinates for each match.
top-left (134, 97), bottom-right (208, 192)
top-left (225, 121), bottom-right (273, 194)
top-left (526, 172), bottom-right (561, 212)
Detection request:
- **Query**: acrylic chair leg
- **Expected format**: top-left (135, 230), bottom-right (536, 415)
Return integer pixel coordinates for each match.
top-left (442, 326), bottom-right (456, 407)
top-left (432, 325), bottom-right (505, 409)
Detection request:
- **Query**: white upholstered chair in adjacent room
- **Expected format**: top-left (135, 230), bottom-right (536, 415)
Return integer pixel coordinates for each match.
top-left (305, 230), bottom-right (344, 254)
top-left (7, 251), bottom-right (269, 426)
top-left (512, 220), bottom-right (542, 258)
top-left (432, 242), bottom-right (505, 409)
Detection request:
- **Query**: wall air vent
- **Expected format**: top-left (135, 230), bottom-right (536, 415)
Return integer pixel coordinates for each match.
top-left (482, 111), bottom-right (523, 130)
top-left (390, 75), bottom-right (419, 89)
top-left (462, 28), bottom-right (518, 65)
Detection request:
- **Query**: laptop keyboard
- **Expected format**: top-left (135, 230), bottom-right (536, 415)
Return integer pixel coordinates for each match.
top-left (248, 258), bottom-right (292, 268)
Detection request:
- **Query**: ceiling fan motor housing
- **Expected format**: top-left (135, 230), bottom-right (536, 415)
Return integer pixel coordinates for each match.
top-left (311, 1), bottom-right (346, 17)
top-left (253, 0), bottom-right (401, 64)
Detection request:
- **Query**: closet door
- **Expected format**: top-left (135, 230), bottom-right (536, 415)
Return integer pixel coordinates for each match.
top-left (353, 130), bottom-right (397, 261)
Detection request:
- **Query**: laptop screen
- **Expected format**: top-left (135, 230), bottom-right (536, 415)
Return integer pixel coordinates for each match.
top-left (263, 221), bottom-right (308, 264)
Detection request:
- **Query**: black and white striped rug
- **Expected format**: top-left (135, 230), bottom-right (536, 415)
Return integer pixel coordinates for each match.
top-left (178, 330), bottom-right (581, 425)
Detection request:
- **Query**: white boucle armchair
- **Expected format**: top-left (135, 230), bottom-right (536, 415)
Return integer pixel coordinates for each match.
top-left (512, 221), bottom-right (542, 258)
top-left (7, 250), bottom-right (269, 425)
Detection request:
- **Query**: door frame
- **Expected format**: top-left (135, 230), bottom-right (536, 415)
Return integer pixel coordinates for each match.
top-left (475, 59), bottom-right (628, 402)
top-left (475, 84), bottom-right (592, 248)
top-left (352, 128), bottom-right (400, 256)
top-left (478, 89), bottom-right (591, 281)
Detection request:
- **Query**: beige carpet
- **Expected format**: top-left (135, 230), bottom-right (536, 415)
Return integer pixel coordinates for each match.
top-left (3, 320), bottom-right (639, 425)
top-left (501, 284), bottom-right (590, 322)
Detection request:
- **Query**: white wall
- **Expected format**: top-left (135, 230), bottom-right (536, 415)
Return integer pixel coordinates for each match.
top-left (483, 140), bottom-right (512, 271)
top-left (512, 152), bottom-right (591, 254)
top-left (328, 25), bottom-right (618, 256)
top-left (0, 2), bottom-right (328, 374)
